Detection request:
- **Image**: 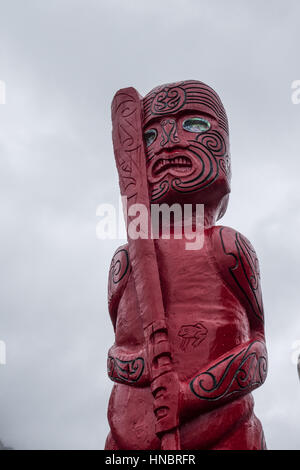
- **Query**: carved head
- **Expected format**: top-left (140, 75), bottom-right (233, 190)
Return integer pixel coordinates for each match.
top-left (142, 80), bottom-right (231, 219)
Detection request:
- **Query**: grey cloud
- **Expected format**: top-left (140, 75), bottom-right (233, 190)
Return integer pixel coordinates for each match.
top-left (0, 0), bottom-right (300, 449)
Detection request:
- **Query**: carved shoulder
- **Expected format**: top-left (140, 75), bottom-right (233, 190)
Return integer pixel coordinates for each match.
top-left (108, 244), bottom-right (131, 330)
top-left (209, 226), bottom-right (264, 327)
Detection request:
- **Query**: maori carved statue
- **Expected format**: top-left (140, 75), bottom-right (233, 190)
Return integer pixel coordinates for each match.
top-left (105, 80), bottom-right (268, 450)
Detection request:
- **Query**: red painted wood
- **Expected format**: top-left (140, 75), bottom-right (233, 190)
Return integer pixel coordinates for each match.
top-left (105, 81), bottom-right (267, 450)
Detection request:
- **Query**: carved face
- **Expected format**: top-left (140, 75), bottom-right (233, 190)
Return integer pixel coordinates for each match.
top-left (142, 81), bottom-right (231, 214)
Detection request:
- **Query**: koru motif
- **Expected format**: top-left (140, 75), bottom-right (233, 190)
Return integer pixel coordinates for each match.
top-left (190, 340), bottom-right (267, 401)
top-left (108, 247), bottom-right (130, 318)
top-left (150, 85), bottom-right (186, 115)
top-left (178, 323), bottom-right (208, 351)
top-left (107, 355), bottom-right (145, 385)
top-left (143, 81), bottom-right (229, 134)
top-left (109, 248), bottom-right (129, 285)
top-left (220, 229), bottom-right (264, 323)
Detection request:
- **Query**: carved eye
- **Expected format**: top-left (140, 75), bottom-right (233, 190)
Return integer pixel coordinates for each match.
top-left (144, 129), bottom-right (157, 147)
top-left (182, 118), bottom-right (211, 133)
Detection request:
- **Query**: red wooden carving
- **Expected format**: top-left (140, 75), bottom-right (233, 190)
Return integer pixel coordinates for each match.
top-left (105, 81), bottom-right (268, 450)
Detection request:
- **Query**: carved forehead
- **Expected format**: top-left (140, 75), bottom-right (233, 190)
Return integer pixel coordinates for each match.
top-left (142, 80), bottom-right (229, 134)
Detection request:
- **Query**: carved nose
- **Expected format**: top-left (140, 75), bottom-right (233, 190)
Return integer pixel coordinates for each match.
top-left (159, 119), bottom-right (188, 149)
top-left (160, 119), bottom-right (178, 148)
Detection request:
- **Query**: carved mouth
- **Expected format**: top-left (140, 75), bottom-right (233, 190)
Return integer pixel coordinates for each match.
top-left (152, 156), bottom-right (193, 176)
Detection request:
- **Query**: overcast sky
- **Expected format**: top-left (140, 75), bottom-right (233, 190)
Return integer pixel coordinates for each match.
top-left (0, 0), bottom-right (300, 450)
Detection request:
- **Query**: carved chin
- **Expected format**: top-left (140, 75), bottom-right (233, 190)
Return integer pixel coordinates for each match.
top-left (149, 177), bottom-right (197, 203)
top-left (149, 174), bottom-right (229, 204)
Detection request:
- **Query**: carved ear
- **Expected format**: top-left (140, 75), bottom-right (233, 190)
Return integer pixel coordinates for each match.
top-left (111, 87), bottom-right (146, 204)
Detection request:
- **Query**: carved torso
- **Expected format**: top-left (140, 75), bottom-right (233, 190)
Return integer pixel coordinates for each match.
top-left (106, 227), bottom-right (267, 450)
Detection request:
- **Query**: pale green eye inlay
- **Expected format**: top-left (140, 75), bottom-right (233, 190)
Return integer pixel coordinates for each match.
top-left (144, 129), bottom-right (157, 147)
top-left (182, 118), bottom-right (211, 133)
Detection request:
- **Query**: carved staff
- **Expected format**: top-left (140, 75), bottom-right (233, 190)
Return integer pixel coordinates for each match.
top-left (111, 88), bottom-right (181, 450)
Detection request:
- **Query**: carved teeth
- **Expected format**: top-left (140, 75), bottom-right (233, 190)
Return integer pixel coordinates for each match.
top-left (153, 156), bottom-right (192, 175)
